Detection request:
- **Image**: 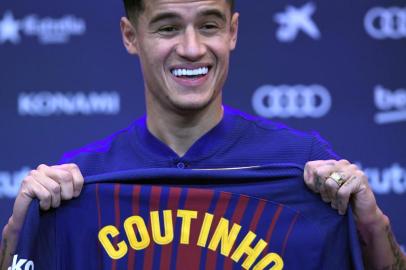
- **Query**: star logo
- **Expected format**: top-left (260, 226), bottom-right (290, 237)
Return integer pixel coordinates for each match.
top-left (0, 11), bottom-right (21, 44)
top-left (274, 2), bottom-right (321, 42)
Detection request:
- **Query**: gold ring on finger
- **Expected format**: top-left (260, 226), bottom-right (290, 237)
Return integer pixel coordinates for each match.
top-left (329, 172), bottom-right (345, 188)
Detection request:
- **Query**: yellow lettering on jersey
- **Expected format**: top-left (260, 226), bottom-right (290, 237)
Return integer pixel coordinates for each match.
top-left (231, 231), bottom-right (267, 269)
top-left (197, 213), bottom-right (214, 247)
top-left (98, 225), bottom-right (128, 260)
top-left (151, 210), bottom-right (174, 245)
top-left (253, 252), bottom-right (284, 270)
top-left (97, 208), bottom-right (285, 268)
top-left (208, 217), bottom-right (241, 257)
top-left (177, 210), bottom-right (198, 244)
top-left (124, 215), bottom-right (150, 250)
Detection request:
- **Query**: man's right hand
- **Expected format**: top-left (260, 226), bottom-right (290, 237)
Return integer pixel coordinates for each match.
top-left (0, 163), bottom-right (84, 270)
top-left (11, 163), bottom-right (84, 230)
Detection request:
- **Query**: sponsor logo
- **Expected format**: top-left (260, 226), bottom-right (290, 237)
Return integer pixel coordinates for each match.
top-left (8, 254), bottom-right (34, 270)
top-left (374, 85), bottom-right (406, 124)
top-left (274, 2), bottom-right (321, 42)
top-left (359, 163), bottom-right (406, 195)
top-left (364, 6), bottom-right (406, 39)
top-left (0, 167), bottom-right (30, 199)
top-left (252, 84), bottom-right (331, 118)
top-left (18, 91), bottom-right (121, 116)
top-left (0, 10), bottom-right (86, 45)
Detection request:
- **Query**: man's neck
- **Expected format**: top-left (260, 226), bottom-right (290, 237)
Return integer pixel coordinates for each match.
top-left (146, 101), bottom-right (224, 157)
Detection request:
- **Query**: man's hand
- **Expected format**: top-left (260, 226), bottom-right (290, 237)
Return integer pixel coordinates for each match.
top-left (303, 159), bottom-right (379, 222)
top-left (12, 163), bottom-right (84, 230)
top-left (304, 159), bottom-right (406, 270)
top-left (0, 163), bottom-right (84, 270)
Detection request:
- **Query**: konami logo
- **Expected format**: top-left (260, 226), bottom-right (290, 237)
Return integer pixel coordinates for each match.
top-left (18, 91), bottom-right (121, 116)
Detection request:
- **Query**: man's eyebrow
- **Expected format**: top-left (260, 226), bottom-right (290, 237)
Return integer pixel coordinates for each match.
top-left (198, 9), bottom-right (227, 22)
top-left (149, 12), bottom-right (181, 25)
top-left (149, 9), bottom-right (227, 26)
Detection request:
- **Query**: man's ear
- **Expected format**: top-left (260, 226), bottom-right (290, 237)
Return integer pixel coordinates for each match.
top-left (229, 12), bottom-right (239, 51)
top-left (120, 17), bottom-right (138, 55)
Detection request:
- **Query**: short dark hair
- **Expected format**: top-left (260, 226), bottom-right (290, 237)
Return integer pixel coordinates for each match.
top-left (123, 0), bottom-right (235, 22)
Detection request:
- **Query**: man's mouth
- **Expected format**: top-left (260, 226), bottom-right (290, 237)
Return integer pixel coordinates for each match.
top-left (171, 67), bottom-right (209, 79)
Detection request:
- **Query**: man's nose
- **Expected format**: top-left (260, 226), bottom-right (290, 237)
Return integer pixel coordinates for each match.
top-left (176, 27), bottom-right (206, 60)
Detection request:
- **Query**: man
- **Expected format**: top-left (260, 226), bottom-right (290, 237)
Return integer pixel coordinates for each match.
top-left (1, 0), bottom-right (405, 269)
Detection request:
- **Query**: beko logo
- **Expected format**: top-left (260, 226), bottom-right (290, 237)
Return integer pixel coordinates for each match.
top-left (252, 84), bottom-right (331, 118)
top-left (274, 2), bottom-right (321, 42)
top-left (364, 7), bottom-right (406, 39)
top-left (18, 91), bottom-right (121, 116)
top-left (374, 85), bottom-right (406, 124)
top-left (0, 10), bottom-right (86, 45)
top-left (360, 163), bottom-right (406, 195)
top-left (0, 167), bottom-right (30, 199)
top-left (8, 254), bottom-right (34, 270)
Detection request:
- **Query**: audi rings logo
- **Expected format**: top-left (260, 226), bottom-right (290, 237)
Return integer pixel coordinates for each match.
top-left (252, 85), bottom-right (331, 118)
top-left (364, 7), bottom-right (406, 39)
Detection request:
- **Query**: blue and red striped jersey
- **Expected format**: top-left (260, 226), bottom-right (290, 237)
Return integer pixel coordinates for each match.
top-left (11, 107), bottom-right (363, 269)
top-left (14, 165), bottom-right (363, 270)
top-left (58, 106), bottom-right (339, 177)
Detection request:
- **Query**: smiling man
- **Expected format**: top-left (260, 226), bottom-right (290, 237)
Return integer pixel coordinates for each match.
top-left (122, 0), bottom-right (238, 157)
top-left (1, 0), bottom-right (406, 269)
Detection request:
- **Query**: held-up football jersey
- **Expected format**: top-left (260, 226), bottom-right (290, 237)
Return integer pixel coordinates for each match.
top-left (13, 164), bottom-right (364, 270)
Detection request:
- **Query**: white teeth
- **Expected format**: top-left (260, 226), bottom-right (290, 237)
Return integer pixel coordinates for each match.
top-left (171, 67), bottom-right (209, 77)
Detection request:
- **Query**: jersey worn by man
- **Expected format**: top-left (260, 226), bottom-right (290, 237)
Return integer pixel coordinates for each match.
top-left (12, 107), bottom-right (364, 269)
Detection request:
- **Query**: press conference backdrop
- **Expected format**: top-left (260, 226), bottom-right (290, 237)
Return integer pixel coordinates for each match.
top-left (0, 0), bottom-right (405, 251)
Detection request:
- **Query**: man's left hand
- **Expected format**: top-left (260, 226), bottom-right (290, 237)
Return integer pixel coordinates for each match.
top-left (304, 159), bottom-right (381, 226)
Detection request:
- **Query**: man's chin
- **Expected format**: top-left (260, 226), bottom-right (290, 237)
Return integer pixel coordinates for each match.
top-left (170, 99), bottom-right (212, 114)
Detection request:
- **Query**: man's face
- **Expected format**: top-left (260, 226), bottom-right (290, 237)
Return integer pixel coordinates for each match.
top-left (121, 0), bottom-right (239, 113)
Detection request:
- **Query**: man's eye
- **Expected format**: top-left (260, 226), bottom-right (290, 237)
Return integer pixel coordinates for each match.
top-left (158, 26), bottom-right (179, 34)
top-left (200, 23), bottom-right (220, 34)
top-left (202, 24), bottom-right (218, 30)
